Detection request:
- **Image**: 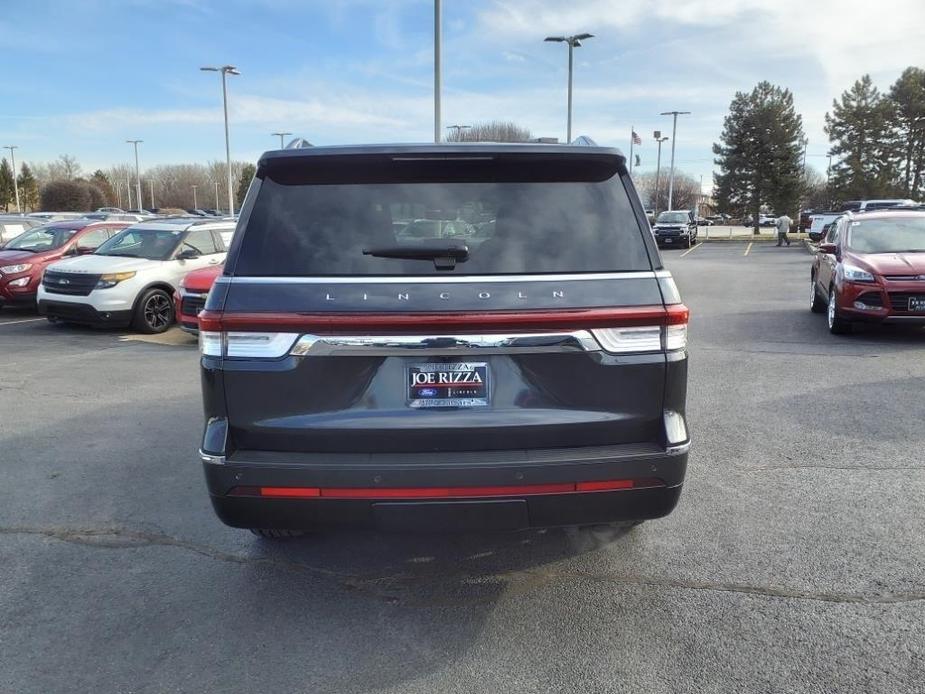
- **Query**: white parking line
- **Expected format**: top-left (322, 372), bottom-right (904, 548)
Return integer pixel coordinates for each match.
top-left (679, 243), bottom-right (702, 258)
top-left (0, 317), bottom-right (45, 326)
top-left (744, 242), bottom-right (753, 257)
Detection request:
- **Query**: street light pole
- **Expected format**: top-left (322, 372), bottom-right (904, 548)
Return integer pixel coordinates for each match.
top-left (660, 110), bottom-right (690, 210)
top-left (272, 132), bottom-right (292, 149)
top-left (545, 33), bottom-right (594, 144)
top-left (434, 0), bottom-right (442, 143)
top-left (126, 140), bottom-right (143, 212)
top-left (214, 181), bottom-right (220, 211)
top-left (192, 185), bottom-right (198, 210)
top-left (3, 145), bottom-right (20, 212)
top-left (653, 132), bottom-right (669, 216)
top-left (201, 65), bottom-right (240, 215)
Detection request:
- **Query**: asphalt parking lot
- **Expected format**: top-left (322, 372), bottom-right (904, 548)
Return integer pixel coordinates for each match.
top-left (2, 240), bottom-right (923, 694)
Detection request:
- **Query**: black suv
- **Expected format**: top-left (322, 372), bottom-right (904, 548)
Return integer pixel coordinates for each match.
top-left (198, 143), bottom-right (690, 536)
top-left (652, 210), bottom-right (698, 248)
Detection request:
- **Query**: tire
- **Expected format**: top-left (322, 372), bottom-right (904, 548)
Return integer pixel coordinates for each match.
top-left (827, 287), bottom-right (852, 335)
top-left (810, 276), bottom-right (826, 313)
top-left (249, 528), bottom-right (306, 539)
top-left (684, 235), bottom-right (692, 249)
top-left (132, 288), bottom-right (174, 334)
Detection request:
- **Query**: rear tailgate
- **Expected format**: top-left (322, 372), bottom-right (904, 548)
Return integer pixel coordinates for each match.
top-left (209, 147), bottom-right (679, 456)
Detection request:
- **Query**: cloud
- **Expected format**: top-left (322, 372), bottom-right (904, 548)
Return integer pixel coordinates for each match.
top-left (476, 0), bottom-right (925, 89)
top-left (60, 92), bottom-right (429, 138)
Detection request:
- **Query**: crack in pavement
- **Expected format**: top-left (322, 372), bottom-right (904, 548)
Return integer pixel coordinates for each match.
top-left (3, 525), bottom-right (924, 607)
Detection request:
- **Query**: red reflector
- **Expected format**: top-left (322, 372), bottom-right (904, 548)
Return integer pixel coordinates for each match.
top-left (248, 480), bottom-right (646, 500)
top-left (575, 479), bottom-right (634, 491)
top-left (199, 305), bottom-right (690, 334)
top-left (260, 486), bottom-right (321, 498)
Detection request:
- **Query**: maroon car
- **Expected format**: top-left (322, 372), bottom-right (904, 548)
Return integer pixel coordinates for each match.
top-left (0, 220), bottom-right (128, 310)
top-left (810, 209), bottom-right (925, 334)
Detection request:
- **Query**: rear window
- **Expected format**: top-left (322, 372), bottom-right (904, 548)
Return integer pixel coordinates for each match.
top-left (232, 155), bottom-right (651, 276)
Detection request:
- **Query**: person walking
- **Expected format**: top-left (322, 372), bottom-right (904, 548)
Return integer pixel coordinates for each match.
top-left (776, 213), bottom-right (793, 246)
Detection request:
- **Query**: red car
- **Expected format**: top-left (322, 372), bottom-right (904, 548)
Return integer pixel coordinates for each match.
top-left (0, 220), bottom-right (129, 310)
top-left (811, 209), bottom-right (925, 334)
top-left (176, 263), bottom-right (223, 333)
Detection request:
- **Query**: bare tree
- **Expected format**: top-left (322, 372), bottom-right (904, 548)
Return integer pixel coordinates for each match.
top-left (633, 170), bottom-right (701, 212)
top-left (445, 121), bottom-right (533, 143)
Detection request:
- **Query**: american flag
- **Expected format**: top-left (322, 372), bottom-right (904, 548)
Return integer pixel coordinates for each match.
top-left (632, 130), bottom-right (642, 145)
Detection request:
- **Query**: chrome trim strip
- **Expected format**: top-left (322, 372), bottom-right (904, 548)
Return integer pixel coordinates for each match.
top-left (290, 331), bottom-right (602, 356)
top-left (199, 449), bottom-right (226, 465)
top-left (665, 441), bottom-right (691, 456)
top-left (218, 271), bottom-right (659, 285)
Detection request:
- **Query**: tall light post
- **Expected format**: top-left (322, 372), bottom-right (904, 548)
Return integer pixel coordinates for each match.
top-left (660, 110), bottom-right (690, 210)
top-left (272, 132), bottom-right (291, 149)
top-left (797, 137), bottom-right (808, 228)
top-left (192, 185), bottom-right (198, 210)
top-left (201, 65), bottom-right (240, 215)
top-left (446, 124), bottom-right (470, 140)
top-left (653, 132), bottom-right (669, 216)
top-left (544, 33), bottom-right (594, 143)
top-left (434, 0), bottom-right (442, 143)
top-left (214, 181), bottom-right (220, 211)
top-left (126, 140), bottom-right (143, 212)
top-left (2, 145), bottom-right (20, 212)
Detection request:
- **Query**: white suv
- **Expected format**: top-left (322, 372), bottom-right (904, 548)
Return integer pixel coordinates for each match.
top-left (38, 218), bottom-right (234, 333)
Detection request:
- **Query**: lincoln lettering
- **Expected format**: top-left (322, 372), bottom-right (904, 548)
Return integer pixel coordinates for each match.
top-left (320, 289), bottom-right (566, 302)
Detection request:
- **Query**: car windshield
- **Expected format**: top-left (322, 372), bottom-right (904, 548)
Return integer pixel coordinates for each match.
top-left (95, 228), bottom-right (184, 260)
top-left (4, 226), bottom-right (76, 252)
top-left (656, 212), bottom-right (688, 224)
top-left (234, 156), bottom-right (652, 276)
top-left (847, 217), bottom-right (925, 253)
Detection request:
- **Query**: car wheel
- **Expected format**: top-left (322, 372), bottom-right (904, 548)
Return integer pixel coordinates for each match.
top-left (249, 528), bottom-right (306, 539)
top-left (810, 276), bottom-right (826, 313)
top-left (133, 288), bottom-right (174, 334)
top-left (684, 235), bottom-right (692, 249)
top-left (827, 287), bottom-right (851, 334)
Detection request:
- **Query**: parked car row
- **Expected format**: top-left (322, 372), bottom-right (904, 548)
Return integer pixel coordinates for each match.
top-left (0, 216), bottom-right (234, 333)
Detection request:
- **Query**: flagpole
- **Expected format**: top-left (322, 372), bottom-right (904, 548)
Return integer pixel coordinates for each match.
top-left (629, 125), bottom-right (634, 173)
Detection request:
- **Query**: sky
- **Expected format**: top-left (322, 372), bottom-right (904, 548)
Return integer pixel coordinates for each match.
top-left (2, 0), bottom-right (925, 192)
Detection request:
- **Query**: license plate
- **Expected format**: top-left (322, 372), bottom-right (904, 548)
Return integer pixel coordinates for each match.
top-left (408, 362), bottom-right (489, 408)
top-left (663, 238), bottom-right (673, 244)
top-left (908, 296), bottom-right (925, 312)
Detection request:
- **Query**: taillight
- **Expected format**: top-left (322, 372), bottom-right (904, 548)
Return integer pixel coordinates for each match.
top-left (199, 330), bottom-right (299, 358)
top-left (199, 304), bottom-right (689, 357)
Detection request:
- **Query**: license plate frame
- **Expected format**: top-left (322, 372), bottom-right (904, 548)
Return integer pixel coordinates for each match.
top-left (908, 296), bottom-right (925, 313)
top-left (408, 362), bottom-right (490, 408)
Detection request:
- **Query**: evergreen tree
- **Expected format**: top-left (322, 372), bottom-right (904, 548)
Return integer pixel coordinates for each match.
top-left (824, 75), bottom-right (895, 201)
top-left (236, 163), bottom-right (256, 208)
top-left (887, 67), bottom-right (925, 199)
top-left (0, 158), bottom-right (14, 211)
top-left (17, 163), bottom-right (39, 212)
top-left (713, 81), bottom-right (805, 233)
top-left (90, 170), bottom-right (117, 207)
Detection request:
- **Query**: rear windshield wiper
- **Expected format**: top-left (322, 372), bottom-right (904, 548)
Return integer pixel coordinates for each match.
top-left (363, 244), bottom-right (469, 270)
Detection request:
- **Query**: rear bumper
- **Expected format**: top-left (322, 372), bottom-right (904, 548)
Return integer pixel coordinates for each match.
top-left (201, 443), bottom-right (689, 531)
